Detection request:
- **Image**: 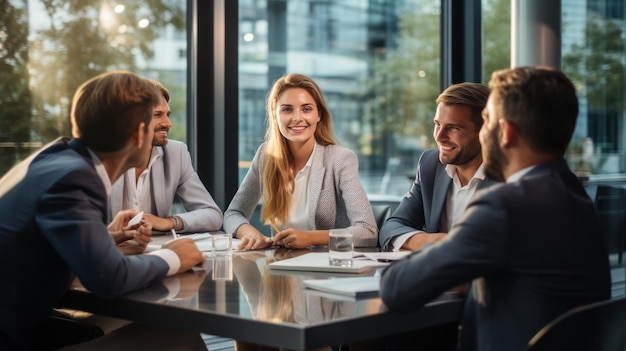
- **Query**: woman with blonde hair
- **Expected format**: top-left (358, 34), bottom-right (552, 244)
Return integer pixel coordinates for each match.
top-left (224, 73), bottom-right (377, 250)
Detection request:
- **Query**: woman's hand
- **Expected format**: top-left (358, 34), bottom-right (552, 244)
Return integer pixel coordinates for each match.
top-left (273, 228), bottom-right (313, 249)
top-left (235, 223), bottom-right (273, 251)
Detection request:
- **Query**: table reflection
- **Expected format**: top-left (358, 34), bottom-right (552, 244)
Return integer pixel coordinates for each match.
top-left (234, 249), bottom-right (371, 325)
top-left (62, 246), bottom-right (464, 350)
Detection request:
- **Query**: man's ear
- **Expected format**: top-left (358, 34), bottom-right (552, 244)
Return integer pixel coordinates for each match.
top-left (499, 118), bottom-right (515, 148)
top-left (132, 122), bottom-right (146, 147)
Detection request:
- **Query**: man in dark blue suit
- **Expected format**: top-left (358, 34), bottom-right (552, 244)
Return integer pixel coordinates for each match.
top-left (380, 67), bottom-right (611, 351)
top-left (0, 71), bottom-right (206, 350)
top-left (377, 82), bottom-right (496, 351)
top-left (379, 82), bottom-right (497, 252)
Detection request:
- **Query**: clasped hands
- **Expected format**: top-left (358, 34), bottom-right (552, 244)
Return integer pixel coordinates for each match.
top-left (108, 209), bottom-right (153, 255)
top-left (237, 224), bottom-right (311, 251)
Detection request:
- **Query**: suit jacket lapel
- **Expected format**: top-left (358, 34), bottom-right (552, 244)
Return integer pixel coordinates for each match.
top-left (430, 164), bottom-right (451, 231)
top-left (151, 154), bottom-right (167, 216)
top-left (307, 144), bottom-right (325, 229)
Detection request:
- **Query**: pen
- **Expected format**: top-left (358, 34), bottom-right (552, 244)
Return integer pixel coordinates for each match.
top-left (171, 228), bottom-right (178, 240)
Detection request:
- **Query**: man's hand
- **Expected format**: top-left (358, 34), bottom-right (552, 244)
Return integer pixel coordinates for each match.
top-left (109, 210), bottom-right (153, 250)
top-left (401, 232), bottom-right (448, 251)
top-left (116, 223), bottom-right (153, 255)
top-left (142, 212), bottom-right (176, 231)
top-left (108, 209), bottom-right (141, 241)
top-left (162, 237), bottom-right (205, 273)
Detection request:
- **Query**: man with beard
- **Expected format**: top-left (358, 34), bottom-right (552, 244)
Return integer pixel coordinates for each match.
top-left (0, 71), bottom-right (207, 350)
top-left (380, 66), bottom-right (611, 351)
top-left (110, 80), bottom-right (223, 233)
top-left (375, 82), bottom-right (496, 351)
top-left (379, 82), bottom-right (497, 252)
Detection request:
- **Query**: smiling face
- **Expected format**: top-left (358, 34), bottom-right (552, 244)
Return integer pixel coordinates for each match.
top-left (433, 103), bottom-right (482, 166)
top-left (275, 88), bottom-right (321, 148)
top-left (152, 95), bottom-right (171, 146)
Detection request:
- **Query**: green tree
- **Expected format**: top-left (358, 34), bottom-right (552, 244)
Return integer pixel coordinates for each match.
top-left (563, 12), bottom-right (624, 110)
top-left (360, 0), bottom-right (440, 167)
top-left (28, 0), bottom-right (185, 141)
top-left (563, 11), bottom-right (625, 159)
top-left (482, 0), bottom-right (510, 82)
top-left (0, 1), bottom-right (33, 176)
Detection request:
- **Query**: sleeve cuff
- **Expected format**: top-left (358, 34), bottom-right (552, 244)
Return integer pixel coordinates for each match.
top-left (148, 249), bottom-right (181, 276)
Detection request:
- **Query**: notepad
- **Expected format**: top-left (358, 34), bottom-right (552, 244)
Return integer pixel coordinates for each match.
top-left (303, 276), bottom-right (380, 298)
top-left (268, 252), bottom-right (388, 273)
top-left (353, 251), bottom-right (411, 262)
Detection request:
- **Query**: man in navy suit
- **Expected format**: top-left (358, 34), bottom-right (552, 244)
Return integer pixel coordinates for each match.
top-left (380, 67), bottom-right (611, 351)
top-left (379, 82), bottom-right (497, 252)
top-left (377, 82), bottom-right (496, 351)
top-left (0, 71), bottom-right (206, 350)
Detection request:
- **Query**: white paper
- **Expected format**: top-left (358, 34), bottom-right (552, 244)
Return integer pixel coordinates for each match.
top-left (353, 251), bottom-right (411, 262)
top-left (303, 276), bottom-right (380, 298)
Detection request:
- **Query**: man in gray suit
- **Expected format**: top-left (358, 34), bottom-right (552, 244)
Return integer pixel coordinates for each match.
top-left (379, 82), bottom-right (496, 252)
top-left (110, 80), bottom-right (223, 233)
top-left (380, 67), bottom-right (611, 351)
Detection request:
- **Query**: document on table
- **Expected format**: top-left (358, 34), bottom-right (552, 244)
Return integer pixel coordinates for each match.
top-left (303, 276), bottom-right (380, 298)
top-left (268, 252), bottom-right (389, 273)
top-left (146, 233), bottom-right (241, 252)
top-left (353, 251), bottom-right (411, 262)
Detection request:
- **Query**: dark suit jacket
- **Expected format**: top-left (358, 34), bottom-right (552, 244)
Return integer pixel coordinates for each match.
top-left (379, 148), bottom-right (497, 250)
top-left (380, 158), bottom-right (611, 351)
top-left (0, 138), bottom-right (169, 350)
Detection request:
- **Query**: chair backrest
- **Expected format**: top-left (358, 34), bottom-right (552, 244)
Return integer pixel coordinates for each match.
top-left (594, 185), bottom-right (626, 256)
top-left (249, 203), bottom-right (271, 237)
top-left (526, 297), bottom-right (626, 351)
top-left (371, 204), bottom-right (392, 230)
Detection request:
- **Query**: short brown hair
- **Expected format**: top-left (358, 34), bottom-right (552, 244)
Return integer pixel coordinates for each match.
top-left (148, 79), bottom-right (170, 102)
top-left (488, 66), bottom-right (578, 155)
top-left (436, 82), bottom-right (490, 131)
top-left (71, 71), bottom-right (161, 152)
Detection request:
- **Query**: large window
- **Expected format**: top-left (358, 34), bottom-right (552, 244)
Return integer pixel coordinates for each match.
top-left (0, 0), bottom-right (187, 177)
top-left (562, 0), bottom-right (626, 182)
top-left (2, 0), bottom-right (625, 197)
top-left (238, 0), bottom-right (441, 197)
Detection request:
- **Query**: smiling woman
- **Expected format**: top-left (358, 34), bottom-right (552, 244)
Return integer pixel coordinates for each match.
top-left (223, 73), bottom-right (378, 256)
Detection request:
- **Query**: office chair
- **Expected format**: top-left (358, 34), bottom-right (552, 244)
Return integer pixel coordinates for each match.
top-left (526, 297), bottom-right (626, 351)
top-left (595, 185), bottom-right (626, 264)
top-left (249, 203), bottom-right (272, 237)
top-left (371, 204), bottom-right (392, 230)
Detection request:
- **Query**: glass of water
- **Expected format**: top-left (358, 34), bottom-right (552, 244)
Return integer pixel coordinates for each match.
top-left (329, 229), bottom-right (354, 267)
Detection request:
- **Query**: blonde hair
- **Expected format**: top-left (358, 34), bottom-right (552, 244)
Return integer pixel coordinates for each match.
top-left (261, 73), bottom-right (336, 227)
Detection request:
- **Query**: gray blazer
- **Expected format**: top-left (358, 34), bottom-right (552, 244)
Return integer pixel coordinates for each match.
top-left (223, 143), bottom-right (378, 247)
top-left (110, 140), bottom-right (223, 233)
top-left (379, 149), bottom-right (498, 250)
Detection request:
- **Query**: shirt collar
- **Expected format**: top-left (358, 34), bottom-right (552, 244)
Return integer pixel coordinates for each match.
top-left (506, 165), bottom-right (536, 183)
top-left (87, 148), bottom-right (112, 198)
top-left (444, 163), bottom-right (486, 183)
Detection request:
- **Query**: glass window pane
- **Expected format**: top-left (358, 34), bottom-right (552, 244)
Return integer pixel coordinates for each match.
top-left (0, 0), bottom-right (187, 177)
top-left (482, 0), bottom-right (511, 83)
top-left (562, 0), bottom-right (626, 182)
top-left (238, 0), bottom-right (441, 198)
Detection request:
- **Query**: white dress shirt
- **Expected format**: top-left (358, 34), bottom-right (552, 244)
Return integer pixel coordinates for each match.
top-left (391, 164), bottom-right (486, 251)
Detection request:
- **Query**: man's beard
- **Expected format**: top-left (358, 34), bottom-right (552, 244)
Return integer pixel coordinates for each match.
top-left (483, 124), bottom-right (507, 182)
top-left (153, 129), bottom-right (169, 146)
top-left (439, 139), bottom-right (481, 166)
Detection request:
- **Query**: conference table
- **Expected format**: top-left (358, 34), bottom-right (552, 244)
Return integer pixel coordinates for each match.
top-left (58, 235), bottom-right (464, 350)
